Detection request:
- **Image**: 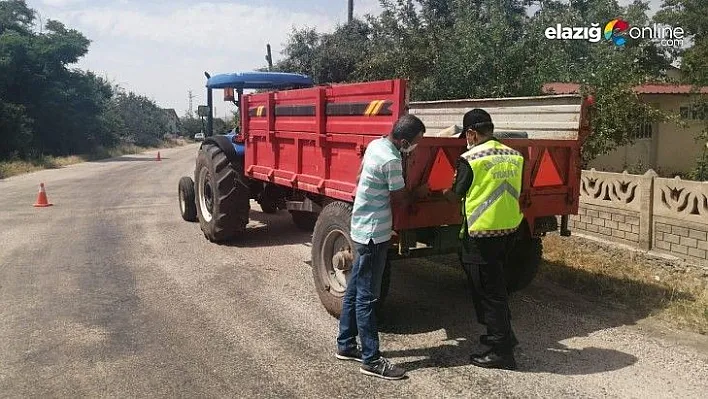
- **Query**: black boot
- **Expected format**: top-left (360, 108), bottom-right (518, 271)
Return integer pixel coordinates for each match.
top-left (470, 349), bottom-right (517, 370)
top-left (479, 333), bottom-right (518, 348)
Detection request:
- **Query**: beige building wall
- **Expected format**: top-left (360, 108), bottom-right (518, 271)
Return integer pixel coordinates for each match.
top-left (589, 139), bottom-right (653, 172)
top-left (666, 66), bottom-right (682, 81)
top-left (652, 95), bottom-right (705, 175)
top-left (589, 94), bottom-right (706, 176)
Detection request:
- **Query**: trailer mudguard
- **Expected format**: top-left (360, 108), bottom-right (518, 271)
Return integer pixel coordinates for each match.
top-left (201, 135), bottom-right (243, 168)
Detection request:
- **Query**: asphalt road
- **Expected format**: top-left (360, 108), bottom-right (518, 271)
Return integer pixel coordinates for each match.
top-left (1, 143), bottom-right (707, 398)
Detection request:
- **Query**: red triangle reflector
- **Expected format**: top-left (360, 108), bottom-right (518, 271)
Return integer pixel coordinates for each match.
top-left (533, 150), bottom-right (564, 187)
top-left (427, 149), bottom-right (455, 191)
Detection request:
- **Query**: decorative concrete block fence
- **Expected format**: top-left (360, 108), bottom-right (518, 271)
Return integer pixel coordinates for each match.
top-left (568, 169), bottom-right (708, 265)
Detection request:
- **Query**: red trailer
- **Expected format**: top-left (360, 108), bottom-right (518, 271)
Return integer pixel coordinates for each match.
top-left (181, 74), bottom-right (592, 318)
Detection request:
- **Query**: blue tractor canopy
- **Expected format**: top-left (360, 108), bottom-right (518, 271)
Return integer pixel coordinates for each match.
top-left (203, 71), bottom-right (314, 137)
top-left (206, 72), bottom-right (313, 90)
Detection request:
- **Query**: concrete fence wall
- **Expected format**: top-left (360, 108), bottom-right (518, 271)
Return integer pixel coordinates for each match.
top-left (569, 169), bottom-right (708, 265)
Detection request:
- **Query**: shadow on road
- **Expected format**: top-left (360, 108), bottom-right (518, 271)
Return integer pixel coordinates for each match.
top-left (89, 157), bottom-right (168, 163)
top-left (219, 210), bottom-right (312, 248)
top-left (375, 256), bottom-right (689, 375)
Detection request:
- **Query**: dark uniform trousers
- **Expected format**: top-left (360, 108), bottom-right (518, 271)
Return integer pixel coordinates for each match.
top-left (459, 231), bottom-right (517, 354)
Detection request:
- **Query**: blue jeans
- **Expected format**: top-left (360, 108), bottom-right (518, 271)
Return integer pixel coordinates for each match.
top-left (337, 239), bottom-right (390, 365)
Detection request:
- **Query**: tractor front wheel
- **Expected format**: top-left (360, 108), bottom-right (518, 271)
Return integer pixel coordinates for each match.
top-left (178, 176), bottom-right (197, 222)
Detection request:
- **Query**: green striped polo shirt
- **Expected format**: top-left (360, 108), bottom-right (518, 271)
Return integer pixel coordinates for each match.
top-left (351, 137), bottom-right (405, 245)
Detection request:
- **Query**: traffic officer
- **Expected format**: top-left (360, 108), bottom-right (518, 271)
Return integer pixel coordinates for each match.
top-left (442, 109), bottom-right (524, 370)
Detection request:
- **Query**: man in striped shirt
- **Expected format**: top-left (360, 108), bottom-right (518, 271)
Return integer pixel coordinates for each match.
top-left (336, 114), bottom-right (429, 380)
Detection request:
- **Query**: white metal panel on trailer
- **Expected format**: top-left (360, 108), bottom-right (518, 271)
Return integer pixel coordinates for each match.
top-left (410, 94), bottom-right (584, 140)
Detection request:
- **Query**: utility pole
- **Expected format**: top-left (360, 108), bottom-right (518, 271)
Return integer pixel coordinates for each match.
top-left (188, 90), bottom-right (195, 116)
top-left (348, 0), bottom-right (354, 23)
top-left (265, 44), bottom-right (273, 71)
top-left (36, 11), bottom-right (43, 33)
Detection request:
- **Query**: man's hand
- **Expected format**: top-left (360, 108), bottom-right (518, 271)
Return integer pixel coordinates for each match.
top-left (392, 183), bottom-right (429, 206)
top-left (442, 188), bottom-right (461, 203)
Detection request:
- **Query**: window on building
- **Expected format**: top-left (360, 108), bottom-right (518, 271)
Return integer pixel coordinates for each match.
top-left (637, 122), bottom-right (653, 139)
top-left (680, 104), bottom-right (707, 120)
top-left (631, 122), bottom-right (653, 139)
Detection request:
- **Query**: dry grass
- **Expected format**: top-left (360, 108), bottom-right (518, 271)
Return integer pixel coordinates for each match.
top-left (0, 138), bottom-right (190, 179)
top-left (541, 234), bottom-right (708, 334)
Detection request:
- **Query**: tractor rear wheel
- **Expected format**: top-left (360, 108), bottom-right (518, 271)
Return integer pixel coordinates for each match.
top-left (194, 144), bottom-right (250, 242)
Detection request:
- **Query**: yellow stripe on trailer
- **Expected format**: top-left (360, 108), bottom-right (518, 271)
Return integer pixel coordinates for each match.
top-left (364, 101), bottom-right (378, 116)
top-left (372, 100), bottom-right (385, 115)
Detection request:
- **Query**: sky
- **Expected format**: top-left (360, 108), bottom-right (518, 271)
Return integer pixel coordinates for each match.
top-left (27, 0), bottom-right (663, 120)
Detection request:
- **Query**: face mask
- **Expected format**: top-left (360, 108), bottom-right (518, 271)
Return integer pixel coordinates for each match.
top-left (401, 143), bottom-right (418, 154)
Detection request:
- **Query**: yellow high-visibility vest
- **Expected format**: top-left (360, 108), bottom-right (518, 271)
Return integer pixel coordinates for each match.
top-left (459, 140), bottom-right (524, 238)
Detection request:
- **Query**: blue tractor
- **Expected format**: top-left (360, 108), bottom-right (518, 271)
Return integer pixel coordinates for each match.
top-left (178, 72), bottom-right (314, 242)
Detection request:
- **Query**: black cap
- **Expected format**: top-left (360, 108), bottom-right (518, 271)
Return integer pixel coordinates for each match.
top-left (459, 109), bottom-right (494, 138)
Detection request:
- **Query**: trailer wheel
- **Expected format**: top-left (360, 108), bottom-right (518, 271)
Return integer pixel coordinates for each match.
top-left (257, 184), bottom-right (279, 214)
top-left (311, 202), bottom-right (392, 318)
top-left (505, 223), bottom-right (542, 293)
top-left (258, 199), bottom-right (278, 214)
top-left (291, 211), bottom-right (317, 231)
top-left (311, 202), bottom-right (353, 318)
top-left (195, 144), bottom-right (250, 242)
top-left (178, 176), bottom-right (197, 222)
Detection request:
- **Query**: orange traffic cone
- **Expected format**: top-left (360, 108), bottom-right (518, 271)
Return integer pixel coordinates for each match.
top-left (33, 183), bottom-right (53, 207)
top-left (156, 151), bottom-right (162, 161)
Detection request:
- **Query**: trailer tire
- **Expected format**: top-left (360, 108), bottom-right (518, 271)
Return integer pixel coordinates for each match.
top-left (178, 176), bottom-right (197, 222)
top-left (258, 199), bottom-right (278, 214)
top-left (257, 184), bottom-right (279, 214)
top-left (505, 226), bottom-right (542, 293)
top-left (311, 202), bottom-right (392, 319)
top-left (291, 211), bottom-right (317, 231)
top-left (195, 144), bottom-right (250, 242)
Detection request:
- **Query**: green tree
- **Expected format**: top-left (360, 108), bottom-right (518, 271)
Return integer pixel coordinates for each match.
top-left (274, 20), bottom-right (374, 84)
top-left (0, 0), bottom-right (117, 157)
top-left (655, 0), bottom-right (708, 85)
top-left (271, 0), bottom-right (672, 164)
top-left (180, 112), bottom-right (205, 137)
top-left (230, 109), bottom-right (240, 131)
top-left (274, 27), bottom-right (321, 78)
top-left (655, 0), bottom-right (708, 179)
top-left (0, 0), bottom-right (177, 159)
top-left (109, 89), bottom-right (168, 147)
top-left (315, 19), bottom-right (373, 83)
top-left (525, 1), bottom-right (671, 163)
top-left (0, 0), bottom-right (33, 35)
top-left (0, 99), bottom-right (32, 157)
top-left (413, 0), bottom-right (532, 100)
